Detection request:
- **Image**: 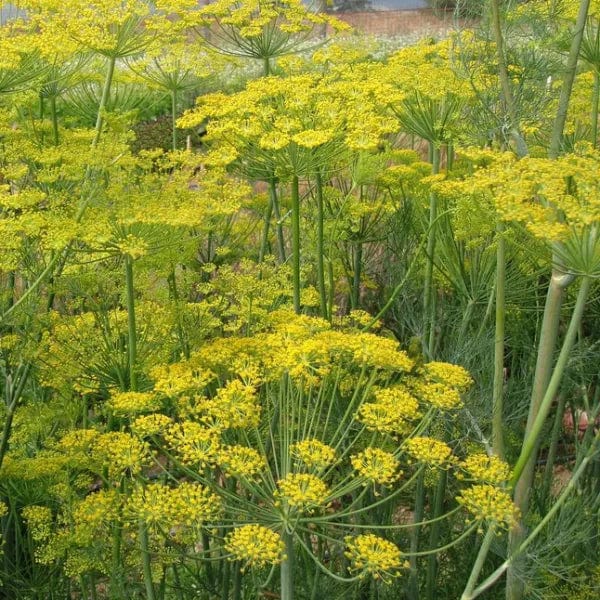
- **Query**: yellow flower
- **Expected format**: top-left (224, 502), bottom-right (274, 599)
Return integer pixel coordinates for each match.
top-left (224, 525), bottom-right (284, 569)
top-left (218, 445), bottom-right (265, 479)
top-left (424, 361), bottom-right (472, 392)
top-left (127, 482), bottom-right (221, 529)
top-left (405, 437), bottom-right (453, 467)
top-left (165, 421), bottom-right (220, 467)
top-left (460, 454), bottom-right (510, 485)
top-left (345, 534), bottom-right (407, 583)
top-left (291, 439), bottom-right (337, 470)
top-left (357, 387), bottom-right (420, 435)
top-left (457, 484), bottom-right (518, 528)
top-left (131, 414), bottom-right (173, 438)
top-left (351, 448), bottom-right (400, 486)
top-left (276, 473), bottom-right (329, 511)
top-left (108, 391), bottom-right (162, 416)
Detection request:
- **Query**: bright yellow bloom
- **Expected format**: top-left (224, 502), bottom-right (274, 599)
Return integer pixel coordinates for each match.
top-left (224, 524), bottom-right (284, 569)
top-left (345, 534), bottom-right (407, 583)
top-left (457, 484), bottom-right (518, 528)
top-left (351, 448), bottom-right (400, 486)
top-left (218, 445), bottom-right (265, 479)
top-left (291, 439), bottom-right (337, 470)
top-left (405, 437), bottom-right (453, 467)
top-left (276, 473), bottom-right (329, 511)
top-left (460, 454), bottom-right (511, 485)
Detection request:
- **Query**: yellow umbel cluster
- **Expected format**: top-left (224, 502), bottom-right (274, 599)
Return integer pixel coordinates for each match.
top-left (345, 534), bottom-right (407, 583)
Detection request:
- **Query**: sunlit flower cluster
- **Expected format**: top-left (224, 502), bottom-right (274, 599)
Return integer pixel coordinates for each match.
top-left (291, 439), bottom-right (337, 470)
top-left (351, 448), bottom-right (400, 486)
top-left (459, 453), bottom-right (511, 485)
top-left (224, 524), bottom-right (285, 569)
top-left (405, 437), bottom-right (453, 467)
top-left (275, 473), bottom-right (329, 511)
top-left (457, 484), bottom-right (518, 528)
top-left (345, 534), bottom-right (407, 583)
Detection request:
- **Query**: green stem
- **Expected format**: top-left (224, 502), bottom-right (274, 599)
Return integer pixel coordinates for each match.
top-left (424, 145), bottom-right (440, 359)
top-left (259, 189), bottom-right (274, 263)
top-left (139, 521), bottom-right (157, 600)
top-left (50, 94), bottom-right (59, 145)
top-left (270, 178), bottom-right (287, 263)
top-left (125, 255), bottom-right (138, 392)
top-left (407, 471), bottom-right (426, 600)
top-left (460, 526), bottom-right (496, 600)
top-left (508, 276), bottom-right (590, 600)
top-left (425, 470), bottom-right (447, 600)
top-left (232, 561), bottom-right (242, 600)
top-left (315, 170), bottom-right (328, 319)
top-left (493, 224), bottom-right (506, 458)
top-left (511, 276), bottom-right (591, 485)
top-left (172, 89), bottom-right (178, 151)
top-left (93, 55), bottom-right (117, 148)
top-left (291, 175), bottom-right (301, 313)
top-left (281, 531), bottom-right (295, 600)
top-left (548, 0), bottom-right (591, 159)
top-left (351, 240), bottom-right (362, 310)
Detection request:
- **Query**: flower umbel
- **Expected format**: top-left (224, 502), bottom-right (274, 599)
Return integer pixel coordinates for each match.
top-left (345, 534), bottom-right (407, 583)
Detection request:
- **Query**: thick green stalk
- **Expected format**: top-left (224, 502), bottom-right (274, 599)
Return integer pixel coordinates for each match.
top-left (507, 276), bottom-right (590, 600)
top-left (492, 225), bottom-right (506, 458)
top-left (315, 171), bottom-right (328, 319)
top-left (423, 145), bottom-right (440, 359)
top-left (351, 241), bottom-right (362, 310)
top-left (171, 89), bottom-right (178, 151)
top-left (460, 527), bottom-right (497, 600)
top-left (258, 191), bottom-right (274, 263)
top-left (232, 561), bottom-right (242, 600)
top-left (407, 472), bottom-right (426, 600)
top-left (93, 55), bottom-right (117, 148)
top-left (281, 531), bottom-right (295, 600)
top-left (50, 95), bottom-right (59, 145)
top-left (511, 276), bottom-right (591, 485)
top-left (139, 521), bottom-right (157, 600)
top-left (425, 470), bottom-right (447, 600)
top-left (125, 255), bottom-right (138, 392)
top-left (291, 175), bottom-right (301, 313)
top-left (270, 178), bottom-right (287, 263)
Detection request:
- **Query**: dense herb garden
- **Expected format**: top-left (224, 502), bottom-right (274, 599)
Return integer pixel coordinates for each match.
top-left (1, 0), bottom-right (600, 598)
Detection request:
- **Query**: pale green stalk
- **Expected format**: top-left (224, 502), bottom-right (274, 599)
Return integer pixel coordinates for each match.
top-left (424, 145), bottom-right (441, 359)
top-left (291, 175), bottom-right (301, 313)
top-left (270, 178), bottom-right (287, 263)
top-left (511, 276), bottom-right (591, 485)
top-left (407, 472), bottom-right (426, 600)
top-left (281, 531), bottom-right (295, 600)
top-left (493, 224), bottom-right (506, 458)
top-left (315, 170), bottom-right (328, 319)
top-left (125, 255), bottom-right (138, 392)
top-left (139, 521), bottom-right (157, 600)
top-left (258, 191), bottom-right (274, 263)
top-left (425, 470), bottom-right (448, 600)
top-left (172, 88), bottom-right (178, 151)
top-left (460, 526), bottom-right (497, 600)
